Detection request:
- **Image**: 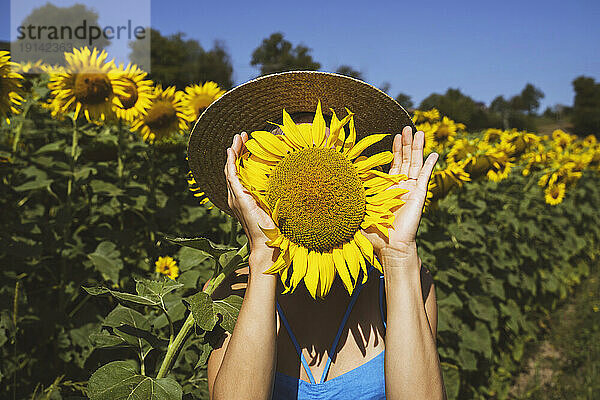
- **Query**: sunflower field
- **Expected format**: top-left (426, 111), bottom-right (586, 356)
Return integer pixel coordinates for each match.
top-left (1, 47), bottom-right (599, 399)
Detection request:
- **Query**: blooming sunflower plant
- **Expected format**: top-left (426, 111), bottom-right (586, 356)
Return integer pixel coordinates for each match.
top-left (0, 51), bottom-right (24, 124)
top-left (233, 101), bottom-right (415, 299)
top-left (47, 47), bottom-right (120, 123)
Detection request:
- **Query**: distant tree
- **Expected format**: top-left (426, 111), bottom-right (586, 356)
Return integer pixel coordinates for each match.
top-left (130, 29), bottom-right (233, 90)
top-left (335, 65), bottom-right (363, 80)
top-left (543, 104), bottom-right (571, 121)
top-left (395, 92), bottom-right (414, 110)
top-left (15, 3), bottom-right (110, 65)
top-left (490, 95), bottom-right (510, 130)
top-left (419, 88), bottom-right (492, 130)
top-left (379, 82), bottom-right (392, 94)
top-left (250, 32), bottom-right (320, 75)
top-left (572, 76), bottom-right (600, 135)
top-left (510, 83), bottom-right (544, 115)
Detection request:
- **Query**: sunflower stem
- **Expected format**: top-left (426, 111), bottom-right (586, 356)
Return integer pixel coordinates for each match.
top-left (155, 243), bottom-right (250, 379)
top-left (67, 116), bottom-right (78, 197)
top-left (117, 120), bottom-right (125, 230)
top-left (11, 100), bottom-right (32, 154)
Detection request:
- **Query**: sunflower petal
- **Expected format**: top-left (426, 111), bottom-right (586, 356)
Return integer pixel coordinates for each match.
top-left (333, 247), bottom-right (354, 295)
top-left (319, 252), bottom-right (336, 298)
top-left (245, 138), bottom-right (284, 162)
top-left (312, 100), bottom-right (326, 147)
top-left (354, 152), bottom-right (394, 172)
top-left (291, 246), bottom-right (309, 293)
top-left (251, 131), bottom-right (293, 157)
top-left (345, 134), bottom-right (389, 160)
top-left (305, 250), bottom-right (321, 299)
top-left (342, 241), bottom-right (360, 285)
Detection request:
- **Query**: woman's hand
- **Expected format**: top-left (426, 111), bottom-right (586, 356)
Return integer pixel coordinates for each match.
top-left (362, 126), bottom-right (439, 260)
top-left (225, 132), bottom-right (277, 259)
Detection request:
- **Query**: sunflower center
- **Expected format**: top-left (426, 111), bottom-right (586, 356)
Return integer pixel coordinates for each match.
top-left (436, 124), bottom-right (451, 138)
top-left (117, 79), bottom-right (139, 109)
top-left (266, 147), bottom-right (366, 252)
top-left (144, 100), bottom-right (176, 130)
top-left (74, 72), bottom-right (112, 105)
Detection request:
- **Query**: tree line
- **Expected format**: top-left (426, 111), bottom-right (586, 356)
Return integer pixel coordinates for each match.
top-left (6, 2), bottom-right (600, 135)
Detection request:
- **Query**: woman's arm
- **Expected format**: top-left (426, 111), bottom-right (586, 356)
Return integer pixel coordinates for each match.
top-left (211, 251), bottom-right (278, 400)
top-left (209, 133), bottom-right (280, 400)
top-left (382, 243), bottom-right (446, 400)
top-left (363, 127), bottom-right (446, 399)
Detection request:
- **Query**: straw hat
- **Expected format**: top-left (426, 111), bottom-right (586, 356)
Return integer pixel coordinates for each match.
top-left (187, 70), bottom-right (416, 214)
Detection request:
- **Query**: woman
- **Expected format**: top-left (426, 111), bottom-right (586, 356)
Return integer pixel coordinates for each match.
top-left (189, 72), bottom-right (447, 399)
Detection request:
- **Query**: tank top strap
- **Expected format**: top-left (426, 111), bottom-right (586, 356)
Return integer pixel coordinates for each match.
top-left (275, 264), bottom-right (382, 385)
top-left (320, 265), bottom-right (375, 383)
top-left (276, 300), bottom-right (318, 384)
top-left (379, 270), bottom-right (386, 330)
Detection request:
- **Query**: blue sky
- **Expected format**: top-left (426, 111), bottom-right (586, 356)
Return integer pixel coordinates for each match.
top-left (2, 0), bottom-right (599, 110)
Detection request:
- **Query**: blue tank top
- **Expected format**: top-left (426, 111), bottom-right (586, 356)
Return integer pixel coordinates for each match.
top-left (273, 265), bottom-right (387, 399)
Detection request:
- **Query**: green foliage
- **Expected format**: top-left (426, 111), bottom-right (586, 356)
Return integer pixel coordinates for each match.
top-left (87, 360), bottom-right (182, 400)
top-left (395, 92), bottom-right (414, 109)
top-left (572, 75), bottom-right (600, 136)
top-left (130, 28), bottom-right (234, 90)
top-left (420, 84), bottom-right (543, 131)
top-left (0, 76), bottom-right (232, 398)
top-left (1, 76), bottom-right (599, 399)
top-left (335, 65), bottom-right (363, 80)
top-left (251, 32), bottom-right (321, 75)
top-left (421, 165), bottom-right (600, 399)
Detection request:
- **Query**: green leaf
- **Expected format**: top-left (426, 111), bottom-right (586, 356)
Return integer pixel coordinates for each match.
top-left (468, 295), bottom-right (498, 322)
top-left (214, 295), bottom-right (243, 333)
top-left (194, 342), bottom-right (213, 369)
top-left (87, 241), bottom-right (123, 283)
top-left (87, 360), bottom-right (182, 400)
top-left (165, 235), bottom-right (237, 259)
top-left (83, 286), bottom-right (160, 306)
top-left (13, 178), bottom-right (54, 192)
top-left (135, 278), bottom-right (184, 305)
top-left (441, 362), bottom-right (461, 400)
top-left (34, 140), bottom-right (66, 154)
top-left (90, 179), bottom-right (124, 197)
top-left (103, 305), bottom-right (152, 352)
top-left (186, 292), bottom-right (217, 331)
top-left (89, 332), bottom-right (128, 348)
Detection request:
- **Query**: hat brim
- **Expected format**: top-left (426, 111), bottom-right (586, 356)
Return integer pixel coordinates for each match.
top-left (187, 70), bottom-right (416, 215)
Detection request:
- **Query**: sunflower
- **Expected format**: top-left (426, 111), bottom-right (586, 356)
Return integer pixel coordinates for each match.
top-left (551, 129), bottom-right (575, 151)
top-left (237, 101), bottom-right (409, 299)
top-left (486, 153), bottom-right (514, 182)
top-left (429, 162), bottom-right (471, 199)
top-left (131, 85), bottom-right (190, 143)
top-left (544, 182), bottom-right (565, 206)
top-left (483, 128), bottom-right (503, 144)
top-left (155, 256), bottom-right (179, 280)
top-left (414, 121), bottom-right (439, 155)
top-left (412, 108), bottom-right (440, 124)
top-left (187, 169), bottom-right (211, 207)
top-left (432, 116), bottom-right (464, 145)
top-left (48, 47), bottom-right (121, 123)
top-left (111, 63), bottom-right (154, 122)
top-left (183, 81), bottom-right (226, 121)
top-left (0, 51), bottom-right (24, 124)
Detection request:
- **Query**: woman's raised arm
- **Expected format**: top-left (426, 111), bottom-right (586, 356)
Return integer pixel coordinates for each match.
top-left (364, 127), bottom-right (446, 399)
top-left (209, 133), bottom-right (279, 400)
